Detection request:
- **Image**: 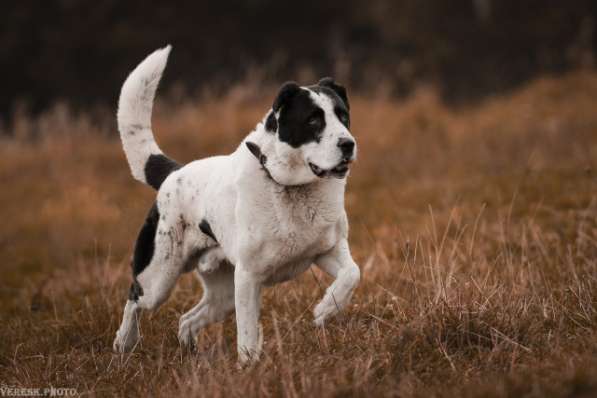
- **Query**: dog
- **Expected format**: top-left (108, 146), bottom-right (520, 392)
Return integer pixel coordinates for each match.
top-left (112, 46), bottom-right (360, 363)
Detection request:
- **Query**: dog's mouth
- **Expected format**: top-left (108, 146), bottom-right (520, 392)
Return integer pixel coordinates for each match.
top-left (309, 160), bottom-right (352, 179)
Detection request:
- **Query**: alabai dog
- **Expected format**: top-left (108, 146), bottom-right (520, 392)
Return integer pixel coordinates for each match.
top-left (113, 46), bottom-right (360, 363)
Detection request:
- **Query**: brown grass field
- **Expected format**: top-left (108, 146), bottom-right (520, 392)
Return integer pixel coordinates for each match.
top-left (1, 71), bottom-right (597, 397)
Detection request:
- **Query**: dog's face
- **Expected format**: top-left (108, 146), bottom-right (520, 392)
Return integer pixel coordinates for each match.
top-left (251, 78), bottom-right (356, 186)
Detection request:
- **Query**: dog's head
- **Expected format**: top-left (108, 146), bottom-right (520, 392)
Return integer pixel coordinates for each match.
top-left (247, 78), bottom-right (356, 186)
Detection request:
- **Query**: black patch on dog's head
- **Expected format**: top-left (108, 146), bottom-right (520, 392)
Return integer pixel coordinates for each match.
top-left (309, 78), bottom-right (351, 129)
top-left (275, 86), bottom-right (326, 148)
top-left (269, 79), bottom-right (350, 148)
top-left (317, 77), bottom-right (349, 110)
top-left (273, 82), bottom-right (301, 113)
top-left (145, 154), bottom-right (181, 190)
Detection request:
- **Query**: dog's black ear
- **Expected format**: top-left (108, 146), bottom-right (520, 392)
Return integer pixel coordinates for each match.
top-left (273, 81), bottom-right (301, 113)
top-left (318, 77), bottom-right (349, 110)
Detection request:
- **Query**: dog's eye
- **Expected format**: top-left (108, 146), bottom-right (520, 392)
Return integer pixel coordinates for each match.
top-left (338, 113), bottom-right (350, 127)
top-left (307, 116), bottom-right (322, 129)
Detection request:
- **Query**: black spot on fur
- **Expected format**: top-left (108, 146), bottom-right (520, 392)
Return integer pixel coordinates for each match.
top-left (130, 203), bottom-right (159, 287)
top-left (144, 154), bottom-right (181, 190)
top-left (199, 219), bottom-right (218, 243)
top-left (130, 123), bottom-right (145, 130)
top-left (128, 279), bottom-right (144, 301)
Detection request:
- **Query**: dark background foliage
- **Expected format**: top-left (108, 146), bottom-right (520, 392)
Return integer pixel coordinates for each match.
top-left (1, 0), bottom-right (596, 121)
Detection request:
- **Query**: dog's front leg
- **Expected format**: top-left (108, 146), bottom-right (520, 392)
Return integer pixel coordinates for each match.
top-left (234, 266), bottom-right (263, 363)
top-left (313, 238), bottom-right (361, 326)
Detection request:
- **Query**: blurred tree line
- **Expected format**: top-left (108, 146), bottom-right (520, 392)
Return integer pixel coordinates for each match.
top-left (1, 0), bottom-right (595, 122)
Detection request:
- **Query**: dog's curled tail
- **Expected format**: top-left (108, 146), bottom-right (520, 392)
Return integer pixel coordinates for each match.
top-left (117, 45), bottom-right (180, 190)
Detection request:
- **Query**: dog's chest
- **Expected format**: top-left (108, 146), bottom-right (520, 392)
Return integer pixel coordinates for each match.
top-left (258, 219), bottom-right (339, 284)
top-left (252, 185), bottom-right (343, 270)
top-left (272, 211), bottom-right (338, 256)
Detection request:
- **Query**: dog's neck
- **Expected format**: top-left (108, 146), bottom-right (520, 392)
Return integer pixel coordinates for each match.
top-left (245, 141), bottom-right (280, 184)
top-left (244, 116), bottom-right (318, 186)
top-left (237, 123), bottom-right (346, 225)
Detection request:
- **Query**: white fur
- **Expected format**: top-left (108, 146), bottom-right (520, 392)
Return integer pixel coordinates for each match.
top-left (113, 48), bottom-right (361, 363)
top-left (117, 45), bottom-right (171, 184)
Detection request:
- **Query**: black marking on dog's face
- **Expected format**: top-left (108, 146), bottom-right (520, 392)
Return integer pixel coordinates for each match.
top-left (144, 154), bottom-right (181, 190)
top-left (199, 219), bottom-right (218, 243)
top-left (276, 87), bottom-right (326, 148)
top-left (309, 79), bottom-right (350, 129)
top-left (270, 78), bottom-right (351, 149)
top-left (317, 77), bottom-right (349, 110)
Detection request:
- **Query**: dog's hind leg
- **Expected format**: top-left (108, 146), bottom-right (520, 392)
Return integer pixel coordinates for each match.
top-left (313, 239), bottom-right (361, 326)
top-left (178, 247), bottom-right (226, 325)
top-left (178, 259), bottom-right (235, 348)
top-left (113, 204), bottom-right (187, 353)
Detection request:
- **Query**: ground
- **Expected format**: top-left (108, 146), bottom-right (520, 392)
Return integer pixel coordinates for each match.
top-left (1, 72), bottom-right (596, 397)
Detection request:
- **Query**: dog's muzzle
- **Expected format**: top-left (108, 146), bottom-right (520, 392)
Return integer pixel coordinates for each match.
top-left (309, 159), bottom-right (352, 179)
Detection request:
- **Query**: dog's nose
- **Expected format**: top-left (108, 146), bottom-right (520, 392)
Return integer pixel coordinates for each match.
top-left (337, 138), bottom-right (355, 159)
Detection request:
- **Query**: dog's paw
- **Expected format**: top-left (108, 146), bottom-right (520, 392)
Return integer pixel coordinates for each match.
top-left (177, 320), bottom-right (197, 349)
top-left (237, 346), bottom-right (261, 366)
top-left (178, 308), bottom-right (197, 329)
top-left (237, 323), bottom-right (263, 366)
top-left (113, 327), bottom-right (139, 353)
top-left (313, 300), bottom-right (336, 327)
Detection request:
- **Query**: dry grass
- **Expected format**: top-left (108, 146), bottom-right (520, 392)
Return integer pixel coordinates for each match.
top-left (1, 71), bottom-right (597, 397)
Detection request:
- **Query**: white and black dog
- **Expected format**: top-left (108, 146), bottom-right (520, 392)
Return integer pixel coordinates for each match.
top-left (113, 46), bottom-right (360, 363)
